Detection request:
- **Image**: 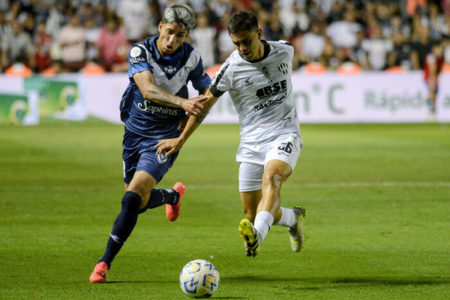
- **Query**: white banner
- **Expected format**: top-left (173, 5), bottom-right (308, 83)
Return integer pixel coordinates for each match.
top-left (1, 72), bottom-right (449, 123)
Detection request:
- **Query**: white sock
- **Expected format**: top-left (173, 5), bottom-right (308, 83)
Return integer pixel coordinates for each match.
top-left (253, 211), bottom-right (274, 244)
top-left (276, 207), bottom-right (297, 227)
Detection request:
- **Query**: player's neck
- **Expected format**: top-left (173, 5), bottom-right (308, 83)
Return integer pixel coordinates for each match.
top-left (254, 41), bottom-right (265, 60)
top-left (247, 41), bottom-right (269, 63)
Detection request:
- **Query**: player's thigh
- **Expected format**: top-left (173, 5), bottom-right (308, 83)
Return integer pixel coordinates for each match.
top-left (263, 133), bottom-right (303, 182)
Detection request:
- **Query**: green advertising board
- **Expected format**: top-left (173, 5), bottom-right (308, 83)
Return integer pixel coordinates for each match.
top-left (0, 92), bottom-right (39, 125)
top-left (24, 76), bottom-right (84, 120)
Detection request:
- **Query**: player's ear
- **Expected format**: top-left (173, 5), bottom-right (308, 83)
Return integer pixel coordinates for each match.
top-left (257, 28), bottom-right (262, 39)
top-left (158, 21), bottom-right (163, 32)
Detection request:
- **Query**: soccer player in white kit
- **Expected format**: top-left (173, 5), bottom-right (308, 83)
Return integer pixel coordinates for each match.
top-left (156, 10), bottom-right (306, 257)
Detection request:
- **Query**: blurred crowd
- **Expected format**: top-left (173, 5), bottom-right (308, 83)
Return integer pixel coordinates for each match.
top-left (0, 0), bottom-right (449, 75)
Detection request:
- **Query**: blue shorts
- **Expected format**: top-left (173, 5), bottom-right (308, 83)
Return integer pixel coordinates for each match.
top-left (122, 129), bottom-right (179, 184)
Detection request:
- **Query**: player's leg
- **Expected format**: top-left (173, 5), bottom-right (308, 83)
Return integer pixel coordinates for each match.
top-left (134, 151), bottom-right (184, 221)
top-left (237, 162), bottom-right (263, 257)
top-left (240, 190), bottom-right (261, 223)
top-left (254, 133), bottom-right (305, 251)
top-left (90, 170), bottom-right (156, 283)
top-left (253, 159), bottom-right (292, 244)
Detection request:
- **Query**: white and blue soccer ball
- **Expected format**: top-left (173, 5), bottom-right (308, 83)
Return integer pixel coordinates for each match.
top-left (179, 259), bottom-right (220, 298)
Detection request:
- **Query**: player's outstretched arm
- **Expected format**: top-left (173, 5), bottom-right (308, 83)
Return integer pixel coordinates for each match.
top-left (155, 90), bottom-right (219, 156)
top-left (133, 70), bottom-right (208, 116)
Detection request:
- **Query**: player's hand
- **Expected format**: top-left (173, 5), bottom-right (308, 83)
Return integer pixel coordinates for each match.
top-left (155, 137), bottom-right (184, 157)
top-left (181, 95), bottom-right (208, 116)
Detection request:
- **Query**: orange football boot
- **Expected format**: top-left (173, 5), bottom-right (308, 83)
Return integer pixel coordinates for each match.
top-left (166, 182), bottom-right (185, 221)
top-left (89, 262), bottom-right (108, 283)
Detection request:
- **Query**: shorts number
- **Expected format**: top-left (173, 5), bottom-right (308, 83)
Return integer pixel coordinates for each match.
top-left (278, 142), bottom-right (293, 154)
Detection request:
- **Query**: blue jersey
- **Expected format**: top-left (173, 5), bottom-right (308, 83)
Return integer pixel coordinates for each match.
top-left (120, 36), bottom-right (211, 139)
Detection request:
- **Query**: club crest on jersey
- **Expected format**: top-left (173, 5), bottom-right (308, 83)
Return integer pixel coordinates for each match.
top-left (278, 63), bottom-right (289, 74)
top-left (164, 65), bottom-right (177, 74)
top-left (261, 66), bottom-right (273, 84)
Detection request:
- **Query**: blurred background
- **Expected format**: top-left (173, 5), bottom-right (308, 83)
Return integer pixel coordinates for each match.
top-left (1, 0), bottom-right (449, 125)
top-left (0, 0), bottom-right (449, 75)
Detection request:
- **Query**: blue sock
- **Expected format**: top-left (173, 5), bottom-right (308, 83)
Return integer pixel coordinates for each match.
top-left (98, 191), bottom-right (141, 268)
top-left (138, 188), bottom-right (179, 214)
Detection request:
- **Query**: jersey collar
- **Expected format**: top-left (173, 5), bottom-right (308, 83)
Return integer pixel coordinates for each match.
top-left (241, 40), bottom-right (271, 63)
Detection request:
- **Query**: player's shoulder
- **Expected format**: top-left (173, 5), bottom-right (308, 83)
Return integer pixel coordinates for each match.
top-left (268, 40), bottom-right (293, 48)
top-left (223, 50), bottom-right (244, 68)
top-left (268, 40), bottom-right (294, 55)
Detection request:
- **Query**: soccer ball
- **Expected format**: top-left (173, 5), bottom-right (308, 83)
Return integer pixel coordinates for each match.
top-left (179, 259), bottom-right (220, 298)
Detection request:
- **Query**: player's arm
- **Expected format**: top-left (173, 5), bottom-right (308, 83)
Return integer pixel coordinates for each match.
top-left (133, 70), bottom-right (207, 115)
top-left (155, 89), bottom-right (219, 156)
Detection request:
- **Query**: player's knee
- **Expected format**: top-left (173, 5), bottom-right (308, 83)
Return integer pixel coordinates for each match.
top-left (263, 170), bottom-right (283, 189)
top-left (121, 191), bottom-right (142, 212)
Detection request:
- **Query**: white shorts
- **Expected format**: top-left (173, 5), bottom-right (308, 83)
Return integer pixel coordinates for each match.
top-left (237, 133), bottom-right (303, 192)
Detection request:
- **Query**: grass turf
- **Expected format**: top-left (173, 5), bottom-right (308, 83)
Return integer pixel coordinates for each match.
top-left (0, 119), bottom-right (449, 299)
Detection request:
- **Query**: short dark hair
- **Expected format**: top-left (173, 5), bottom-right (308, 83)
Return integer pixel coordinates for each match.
top-left (227, 10), bottom-right (258, 34)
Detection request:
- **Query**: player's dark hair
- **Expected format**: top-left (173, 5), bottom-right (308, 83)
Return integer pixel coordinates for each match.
top-left (227, 10), bottom-right (258, 34)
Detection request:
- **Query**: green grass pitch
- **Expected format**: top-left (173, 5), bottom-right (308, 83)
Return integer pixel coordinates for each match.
top-left (0, 119), bottom-right (449, 299)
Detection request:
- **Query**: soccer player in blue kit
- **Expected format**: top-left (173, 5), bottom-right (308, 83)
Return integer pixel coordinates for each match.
top-left (90, 4), bottom-right (211, 283)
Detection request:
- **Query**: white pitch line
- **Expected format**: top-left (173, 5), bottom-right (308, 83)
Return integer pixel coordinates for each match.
top-left (187, 182), bottom-right (450, 189)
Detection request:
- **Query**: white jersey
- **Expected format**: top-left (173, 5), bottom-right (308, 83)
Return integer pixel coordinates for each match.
top-left (210, 40), bottom-right (300, 143)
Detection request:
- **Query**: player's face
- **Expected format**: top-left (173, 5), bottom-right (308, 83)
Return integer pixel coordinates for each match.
top-left (230, 29), bottom-right (262, 60)
top-left (157, 22), bottom-right (189, 56)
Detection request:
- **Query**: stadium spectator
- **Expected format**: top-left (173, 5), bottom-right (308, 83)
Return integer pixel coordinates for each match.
top-left (279, 0), bottom-right (310, 37)
top-left (0, 21), bottom-right (35, 71)
top-left (84, 18), bottom-right (101, 63)
top-left (362, 24), bottom-right (393, 70)
top-left (45, 2), bottom-right (65, 38)
top-left (96, 15), bottom-right (128, 72)
top-left (58, 15), bottom-right (86, 72)
top-left (350, 30), bottom-right (369, 69)
top-left (190, 12), bottom-right (217, 68)
top-left (1, 0), bottom-right (448, 74)
top-left (410, 26), bottom-right (433, 69)
top-left (386, 31), bottom-right (413, 70)
top-left (0, 11), bottom-right (10, 71)
top-left (117, 0), bottom-right (151, 43)
top-left (326, 10), bottom-right (362, 49)
top-left (326, 0), bottom-right (344, 24)
top-left (34, 21), bottom-right (52, 72)
top-left (427, 3), bottom-right (447, 40)
top-left (89, 4), bottom-right (210, 283)
top-left (217, 11), bottom-right (235, 62)
top-left (301, 22), bottom-right (326, 61)
top-left (79, 3), bottom-right (104, 27)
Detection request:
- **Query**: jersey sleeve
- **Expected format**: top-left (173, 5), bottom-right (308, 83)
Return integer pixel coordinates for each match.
top-left (209, 59), bottom-right (232, 98)
top-left (188, 57), bottom-right (212, 92)
top-left (128, 44), bottom-right (152, 79)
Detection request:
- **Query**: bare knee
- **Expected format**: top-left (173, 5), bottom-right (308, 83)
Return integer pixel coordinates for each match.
top-left (262, 170), bottom-right (283, 189)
